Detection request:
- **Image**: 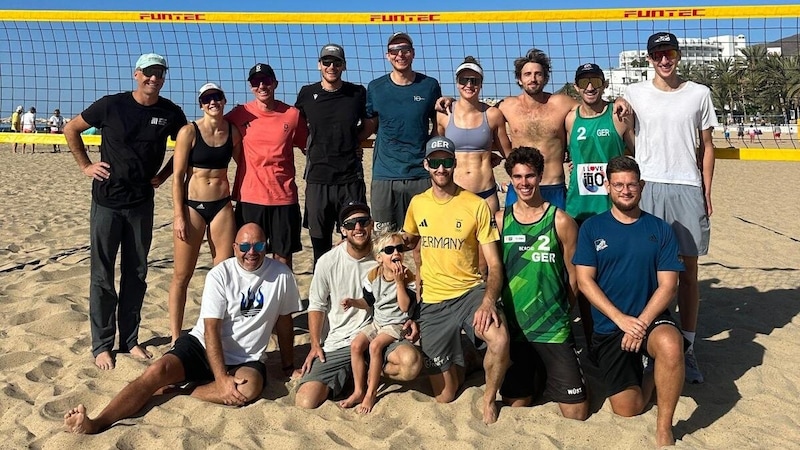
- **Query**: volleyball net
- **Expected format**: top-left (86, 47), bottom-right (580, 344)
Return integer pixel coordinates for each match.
top-left (1, 5), bottom-right (800, 153)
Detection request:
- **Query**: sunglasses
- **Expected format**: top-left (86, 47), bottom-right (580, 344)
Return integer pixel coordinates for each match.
top-left (457, 76), bottom-right (482, 87)
top-left (141, 67), bottom-right (166, 79)
top-left (199, 92), bottom-right (225, 104)
top-left (381, 244), bottom-right (405, 254)
top-left (649, 49), bottom-right (679, 61)
top-left (427, 158), bottom-right (455, 169)
top-left (249, 76), bottom-right (275, 87)
top-left (388, 45), bottom-right (413, 56)
top-left (576, 77), bottom-right (604, 90)
top-left (321, 59), bottom-right (344, 68)
top-left (236, 241), bottom-right (267, 253)
top-left (342, 216), bottom-right (372, 230)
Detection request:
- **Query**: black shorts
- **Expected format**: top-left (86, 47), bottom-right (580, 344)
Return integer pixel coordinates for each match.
top-left (303, 181), bottom-right (366, 239)
top-left (500, 340), bottom-right (587, 404)
top-left (235, 202), bottom-right (302, 257)
top-left (591, 312), bottom-right (683, 397)
top-left (167, 334), bottom-right (267, 383)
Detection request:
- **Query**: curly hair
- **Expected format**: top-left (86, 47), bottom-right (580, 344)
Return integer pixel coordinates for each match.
top-left (513, 48), bottom-right (551, 84)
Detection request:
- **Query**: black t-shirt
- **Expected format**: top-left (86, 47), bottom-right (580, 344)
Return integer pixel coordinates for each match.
top-left (82, 92), bottom-right (186, 208)
top-left (295, 81), bottom-right (366, 184)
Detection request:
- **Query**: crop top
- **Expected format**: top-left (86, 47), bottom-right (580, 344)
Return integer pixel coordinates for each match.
top-left (188, 122), bottom-right (234, 169)
top-left (445, 108), bottom-right (492, 152)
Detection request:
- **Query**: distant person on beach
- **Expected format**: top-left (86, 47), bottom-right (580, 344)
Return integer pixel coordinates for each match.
top-left (64, 223), bottom-right (302, 434)
top-left (363, 31), bottom-right (442, 235)
top-left (11, 105), bottom-right (22, 153)
top-left (573, 156), bottom-right (686, 447)
top-left (48, 108), bottom-right (66, 152)
top-left (773, 124), bottom-right (781, 140)
top-left (63, 53), bottom-right (187, 370)
top-left (226, 63), bottom-right (308, 271)
top-left (168, 82), bottom-right (242, 345)
top-left (295, 44), bottom-right (369, 266)
top-left (21, 106), bottom-right (37, 153)
top-left (737, 123), bottom-right (745, 139)
top-left (624, 32), bottom-right (718, 384)
top-left (295, 201), bottom-right (422, 410)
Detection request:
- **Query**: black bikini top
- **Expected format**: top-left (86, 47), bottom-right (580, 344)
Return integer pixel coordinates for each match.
top-left (187, 122), bottom-right (233, 170)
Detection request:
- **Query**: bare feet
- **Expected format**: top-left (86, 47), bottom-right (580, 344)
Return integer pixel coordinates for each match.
top-left (64, 404), bottom-right (98, 434)
top-left (130, 345), bottom-right (153, 360)
top-left (482, 399), bottom-right (499, 425)
top-left (338, 391), bottom-right (364, 409)
top-left (94, 351), bottom-right (115, 370)
top-left (356, 393), bottom-right (376, 414)
top-left (656, 428), bottom-right (675, 447)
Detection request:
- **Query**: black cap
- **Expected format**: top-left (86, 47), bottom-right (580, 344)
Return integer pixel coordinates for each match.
top-left (575, 63), bottom-right (604, 82)
top-left (339, 201), bottom-right (371, 223)
top-left (647, 32), bottom-right (680, 52)
top-left (248, 63), bottom-right (276, 81)
top-left (319, 43), bottom-right (345, 62)
top-left (387, 32), bottom-right (413, 48)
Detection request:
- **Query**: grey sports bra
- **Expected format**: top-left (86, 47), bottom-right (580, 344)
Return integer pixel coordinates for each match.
top-left (445, 107), bottom-right (492, 152)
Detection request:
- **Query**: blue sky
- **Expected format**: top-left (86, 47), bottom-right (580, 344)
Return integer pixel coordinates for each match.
top-left (2, 1), bottom-right (799, 119)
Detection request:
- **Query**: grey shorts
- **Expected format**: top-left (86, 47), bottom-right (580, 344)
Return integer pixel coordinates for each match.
top-left (370, 178), bottom-right (431, 233)
top-left (640, 181), bottom-right (710, 256)
top-left (298, 340), bottom-right (412, 399)
top-left (418, 285), bottom-right (487, 373)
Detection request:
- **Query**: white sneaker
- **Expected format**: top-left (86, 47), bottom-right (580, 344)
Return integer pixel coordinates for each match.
top-left (685, 348), bottom-right (704, 384)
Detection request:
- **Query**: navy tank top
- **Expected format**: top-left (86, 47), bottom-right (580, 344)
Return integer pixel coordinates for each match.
top-left (187, 122), bottom-right (233, 169)
top-left (445, 107), bottom-right (492, 152)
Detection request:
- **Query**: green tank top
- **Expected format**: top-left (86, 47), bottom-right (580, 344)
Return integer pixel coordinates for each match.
top-left (566, 105), bottom-right (626, 222)
top-left (500, 204), bottom-right (571, 343)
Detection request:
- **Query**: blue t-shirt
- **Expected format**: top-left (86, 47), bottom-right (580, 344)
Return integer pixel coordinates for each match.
top-left (366, 72), bottom-right (441, 181)
top-left (572, 210), bottom-right (684, 335)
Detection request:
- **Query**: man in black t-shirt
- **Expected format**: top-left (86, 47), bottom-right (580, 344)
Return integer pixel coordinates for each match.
top-left (64, 53), bottom-right (187, 370)
top-left (295, 44), bottom-right (370, 264)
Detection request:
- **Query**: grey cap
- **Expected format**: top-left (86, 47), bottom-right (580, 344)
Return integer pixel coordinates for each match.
top-left (387, 32), bottom-right (413, 48)
top-left (425, 136), bottom-right (455, 157)
top-left (319, 43), bottom-right (345, 62)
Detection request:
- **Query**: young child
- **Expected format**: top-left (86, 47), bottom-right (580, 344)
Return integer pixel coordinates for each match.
top-left (338, 232), bottom-right (416, 413)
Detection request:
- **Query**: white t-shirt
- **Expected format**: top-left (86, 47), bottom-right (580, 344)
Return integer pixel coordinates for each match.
top-left (189, 257), bottom-right (302, 365)
top-left (21, 112), bottom-right (36, 131)
top-left (48, 115), bottom-right (65, 132)
top-left (624, 80), bottom-right (719, 187)
top-left (308, 243), bottom-right (376, 353)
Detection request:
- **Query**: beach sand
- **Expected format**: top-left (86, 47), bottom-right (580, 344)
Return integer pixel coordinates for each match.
top-left (1, 146), bottom-right (799, 448)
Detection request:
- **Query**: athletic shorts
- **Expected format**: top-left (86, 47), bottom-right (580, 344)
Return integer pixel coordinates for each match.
top-left (639, 181), bottom-right (710, 256)
top-left (591, 312), bottom-right (683, 397)
top-left (298, 340), bottom-right (413, 399)
top-left (505, 183), bottom-right (566, 211)
top-left (303, 181), bottom-right (366, 239)
top-left (370, 178), bottom-right (431, 234)
top-left (359, 321), bottom-right (406, 341)
top-left (235, 202), bottom-right (302, 257)
top-left (167, 334), bottom-right (267, 384)
top-left (418, 285), bottom-right (488, 373)
top-left (500, 340), bottom-right (587, 404)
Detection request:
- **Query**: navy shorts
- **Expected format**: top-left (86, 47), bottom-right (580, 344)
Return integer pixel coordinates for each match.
top-left (167, 334), bottom-right (267, 383)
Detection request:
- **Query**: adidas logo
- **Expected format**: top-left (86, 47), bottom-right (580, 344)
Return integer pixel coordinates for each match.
top-left (196, 203), bottom-right (205, 210)
top-left (419, 219), bottom-right (428, 227)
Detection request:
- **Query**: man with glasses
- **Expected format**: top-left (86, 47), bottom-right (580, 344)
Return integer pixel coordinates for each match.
top-left (573, 156), bottom-right (686, 447)
top-left (227, 63), bottom-right (308, 271)
top-left (364, 32), bottom-right (442, 234)
top-left (295, 44), bottom-right (369, 265)
top-left (402, 136), bottom-right (510, 425)
top-left (623, 32), bottom-right (718, 384)
top-left (296, 201), bottom-right (423, 409)
top-left (64, 53), bottom-right (187, 370)
top-left (64, 223), bottom-right (302, 434)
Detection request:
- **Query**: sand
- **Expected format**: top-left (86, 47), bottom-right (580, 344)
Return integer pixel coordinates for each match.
top-left (1, 146), bottom-right (799, 448)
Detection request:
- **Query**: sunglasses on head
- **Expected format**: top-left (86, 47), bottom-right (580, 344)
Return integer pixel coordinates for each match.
top-left (457, 76), bottom-right (482, 87)
top-left (237, 241), bottom-right (266, 253)
top-left (381, 244), bottom-right (405, 254)
top-left (649, 49), bottom-right (679, 61)
top-left (427, 157), bottom-right (455, 169)
top-left (388, 45), bottom-right (413, 56)
top-left (249, 76), bottom-right (275, 87)
top-left (342, 216), bottom-right (371, 230)
top-left (321, 59), bottom-right (344, 68)
top-left (141, 67), bottom-right (166, 79)
top-left (200, 92), bottom-right (225, 104)
top-left (576, 76), bottom-right (604, 90)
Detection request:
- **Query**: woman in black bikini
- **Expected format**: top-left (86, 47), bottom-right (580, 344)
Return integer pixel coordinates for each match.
top-left (169, 82), bottom-right (242, 344)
